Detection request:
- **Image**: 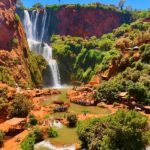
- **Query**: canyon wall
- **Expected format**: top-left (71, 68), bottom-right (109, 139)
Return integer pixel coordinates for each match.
top-left (55, 7), bottom-right (129, 37)
top-left (0, 0), bottom-right (42, 87)
top-left (17, 6), bottom-right (132, 40)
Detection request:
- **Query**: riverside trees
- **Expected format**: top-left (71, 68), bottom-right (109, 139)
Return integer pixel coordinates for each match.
top-left (77, 110), bottom-right (150, 150)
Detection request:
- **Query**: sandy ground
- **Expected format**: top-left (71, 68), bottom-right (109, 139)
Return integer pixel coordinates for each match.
top-left (1, 130), bottom-right (28, 150)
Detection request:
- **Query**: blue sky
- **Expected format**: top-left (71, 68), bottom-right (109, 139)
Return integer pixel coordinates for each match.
top-left (22, 0), bottom-right (150, 10)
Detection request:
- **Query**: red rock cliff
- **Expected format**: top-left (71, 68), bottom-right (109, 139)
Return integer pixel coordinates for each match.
top-left (56, 7), bottom-right (123, 37)
top-left (0, 0), bottom-right (32, 87)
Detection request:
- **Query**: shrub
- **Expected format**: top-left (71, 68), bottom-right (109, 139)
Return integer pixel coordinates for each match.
top-left (0, 97), bottom-right (8, 113)
top-left (8, 93), bottom-right (32, 118)
top-left (98, 39), bottom-right (113, 51)
top-left (0, 67), bottom-right (16, 86)
top-left (29, 114), bottom-right (38, 126)
top-left (77, 110), bottom-right (150, 150)
top-left (0, 130), bottom-right (4, 148)
top-left (28, 51), bottom-right (47, 87)
top-left (119, 57), bottom-right (129, 70)
top-left (33, 128), bottom-right (44, 143)
top-left (128, 83), bottom-right (147, 101)
top-left (21, 133), bottom-right (35, 150)
top-left (95, 79), bottom-right (123, 103)
top-left (12, 38), bottom-right (19, 47)
top-left (14, 14), bottom-right (20, 22)
top-left (130, 71), bottom-right (141, 82)
top-left (114, 24), bottom-right (130, 37)
top-left (141, 45), bottom-right (150, 63)
top-left (21, 127), bottom-right (44, 150)
top-left (67, 114), bottom-right (78, 127)
top-left (48, 128), bottom-right (58, 138)
top-left (13, 58), bottom-right (19, 65)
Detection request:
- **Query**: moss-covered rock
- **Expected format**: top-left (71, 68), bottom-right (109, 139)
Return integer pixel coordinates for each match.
top-left (27, 50), bottom-right (47, 88)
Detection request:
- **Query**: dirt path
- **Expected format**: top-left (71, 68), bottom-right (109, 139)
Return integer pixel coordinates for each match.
top-left (1, 130), bottom-right (28, 150)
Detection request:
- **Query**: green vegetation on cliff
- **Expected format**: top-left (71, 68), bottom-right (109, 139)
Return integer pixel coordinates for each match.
top-left (51, 34), bottom-right (119, 83)
top-left (51, 16), bottom-right (150, 104)
top-left (78, 110), bottom-right (150, 150)
top-left (27, 50), bottom-right (47, 88)
top-left (0, 67), bottom-right (16, 86)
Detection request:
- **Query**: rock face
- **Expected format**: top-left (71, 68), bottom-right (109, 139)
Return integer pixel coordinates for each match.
top-left (0, 0), bottom-right (17, 49)
top-left (17, 6), bottom-right (131, 40)
top-left (0, 0), bottom-right (32, 87)
top-left (56, 7), bottom-right (123, 37)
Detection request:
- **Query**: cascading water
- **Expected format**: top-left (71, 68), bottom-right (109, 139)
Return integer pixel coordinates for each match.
top-left (34, 141), bottom-right (75, 150)
top-left (23, 10), bottom-right (61, 87)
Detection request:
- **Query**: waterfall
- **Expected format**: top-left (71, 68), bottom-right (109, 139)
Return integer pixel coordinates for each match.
top-left (23, 10), bottom-right (61, 87)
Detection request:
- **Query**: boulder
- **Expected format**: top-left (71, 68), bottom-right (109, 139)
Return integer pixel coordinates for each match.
top-left (97, 102), bottom-right (107, 108)
top-left (53, 100), bottom-right (64, 105)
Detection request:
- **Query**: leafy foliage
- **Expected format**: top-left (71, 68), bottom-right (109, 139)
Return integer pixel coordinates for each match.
top-left (28, 50), bottom-right (47, 87)
top-left (21, 127), bottom-right (44, 150)
top-left (0, 130), bottom-right (4, 148)
top-left (29, 114), bottom-right (38, 126)
top-left (48, 128), bottom-right (58, 138)
top-left (51, 34), bottom-right (119, 83)
top-left (0, 66), bottom-right (16, 86)
top-left (78, 110), bottom-right (150, 150)
top-left (67, 114), bottom-right (78, 127)
top-left (8, 93), bottom-right (32, 118)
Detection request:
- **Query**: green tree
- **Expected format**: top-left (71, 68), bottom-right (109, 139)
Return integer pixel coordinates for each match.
top-left (21, 127), bottom-right (44, 150)
top-left (8, 94), bottom-right (32, 118)
top-left (67, 114), bottom-right (78, 127)
top-left (48, 128), bottom-right (58, 138)
top-left (29, 114), bottom-right (38, 126)
top-left (118, 0), bottom-right (125, 10)
top-left (32, 3), bottom-right (43, 9)
top-left (78, 110), bottom-right (150, 150)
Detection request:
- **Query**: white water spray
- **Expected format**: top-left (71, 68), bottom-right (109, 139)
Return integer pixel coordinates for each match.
top-left (23, 10), bottom-right (61, 87)
top-left (34, 141), bottom-right (75, 150)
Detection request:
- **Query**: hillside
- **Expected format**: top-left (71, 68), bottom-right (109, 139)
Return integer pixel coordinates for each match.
top-left (0, 0), bottom-right (47, 88)
top-left (17, 4), bottom-right (132, 39)
top-left (0, 1), bottom-right (150, 150)
top-left (51, 15), bottom-right (150, 104)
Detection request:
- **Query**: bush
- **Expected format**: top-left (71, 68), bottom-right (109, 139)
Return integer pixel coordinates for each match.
top-left (141, 44), bottom-right (150, 63)
top-left (29, 114), bottom-right (38, 126)
top-left (114, 24), bottom-right (130, 37)
top-left (95, 79), bottom-right (123, 103)
top-left (67, 114), bottom-right (78, 127)
top-left (77, 110), bottom-right (150, 150)
top-left (8, 93), bottom-right (32, 118)
top-left (14, 14), bottom-right (20, 22)
top-left (12, 38), bottom-right (19, 47)
top-left (0, 130), bottom-right (4, 148)
top-left (21, 127), bottom-right (44, 150)
top-left (48, 128), bottom-right (58, 138)
top-left (33, 128), bottom-right (44, 143)
top-left (21, 133), bottom-right (35, 150)
top-left (0, 97), bottom-right (8, 113)
top-left (28, 51), bottom-right (47, 87)
top-left (0, 67), bottom-right (16, 86)
top-left (98, 39), bottom-right (113, 51)
top-left (128, 83), bottom-right (147, 101)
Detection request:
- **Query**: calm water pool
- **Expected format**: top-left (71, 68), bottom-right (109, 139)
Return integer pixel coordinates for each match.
top-left (42, 87), bottom-right (111, 118)
top-left (40, 87), bottom-right (111, 146)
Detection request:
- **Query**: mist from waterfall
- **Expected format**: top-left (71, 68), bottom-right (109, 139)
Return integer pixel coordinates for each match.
top-left (23, 10), bottom-right (61, 87)
top-left (34, 141), bottom-right (75, 150)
